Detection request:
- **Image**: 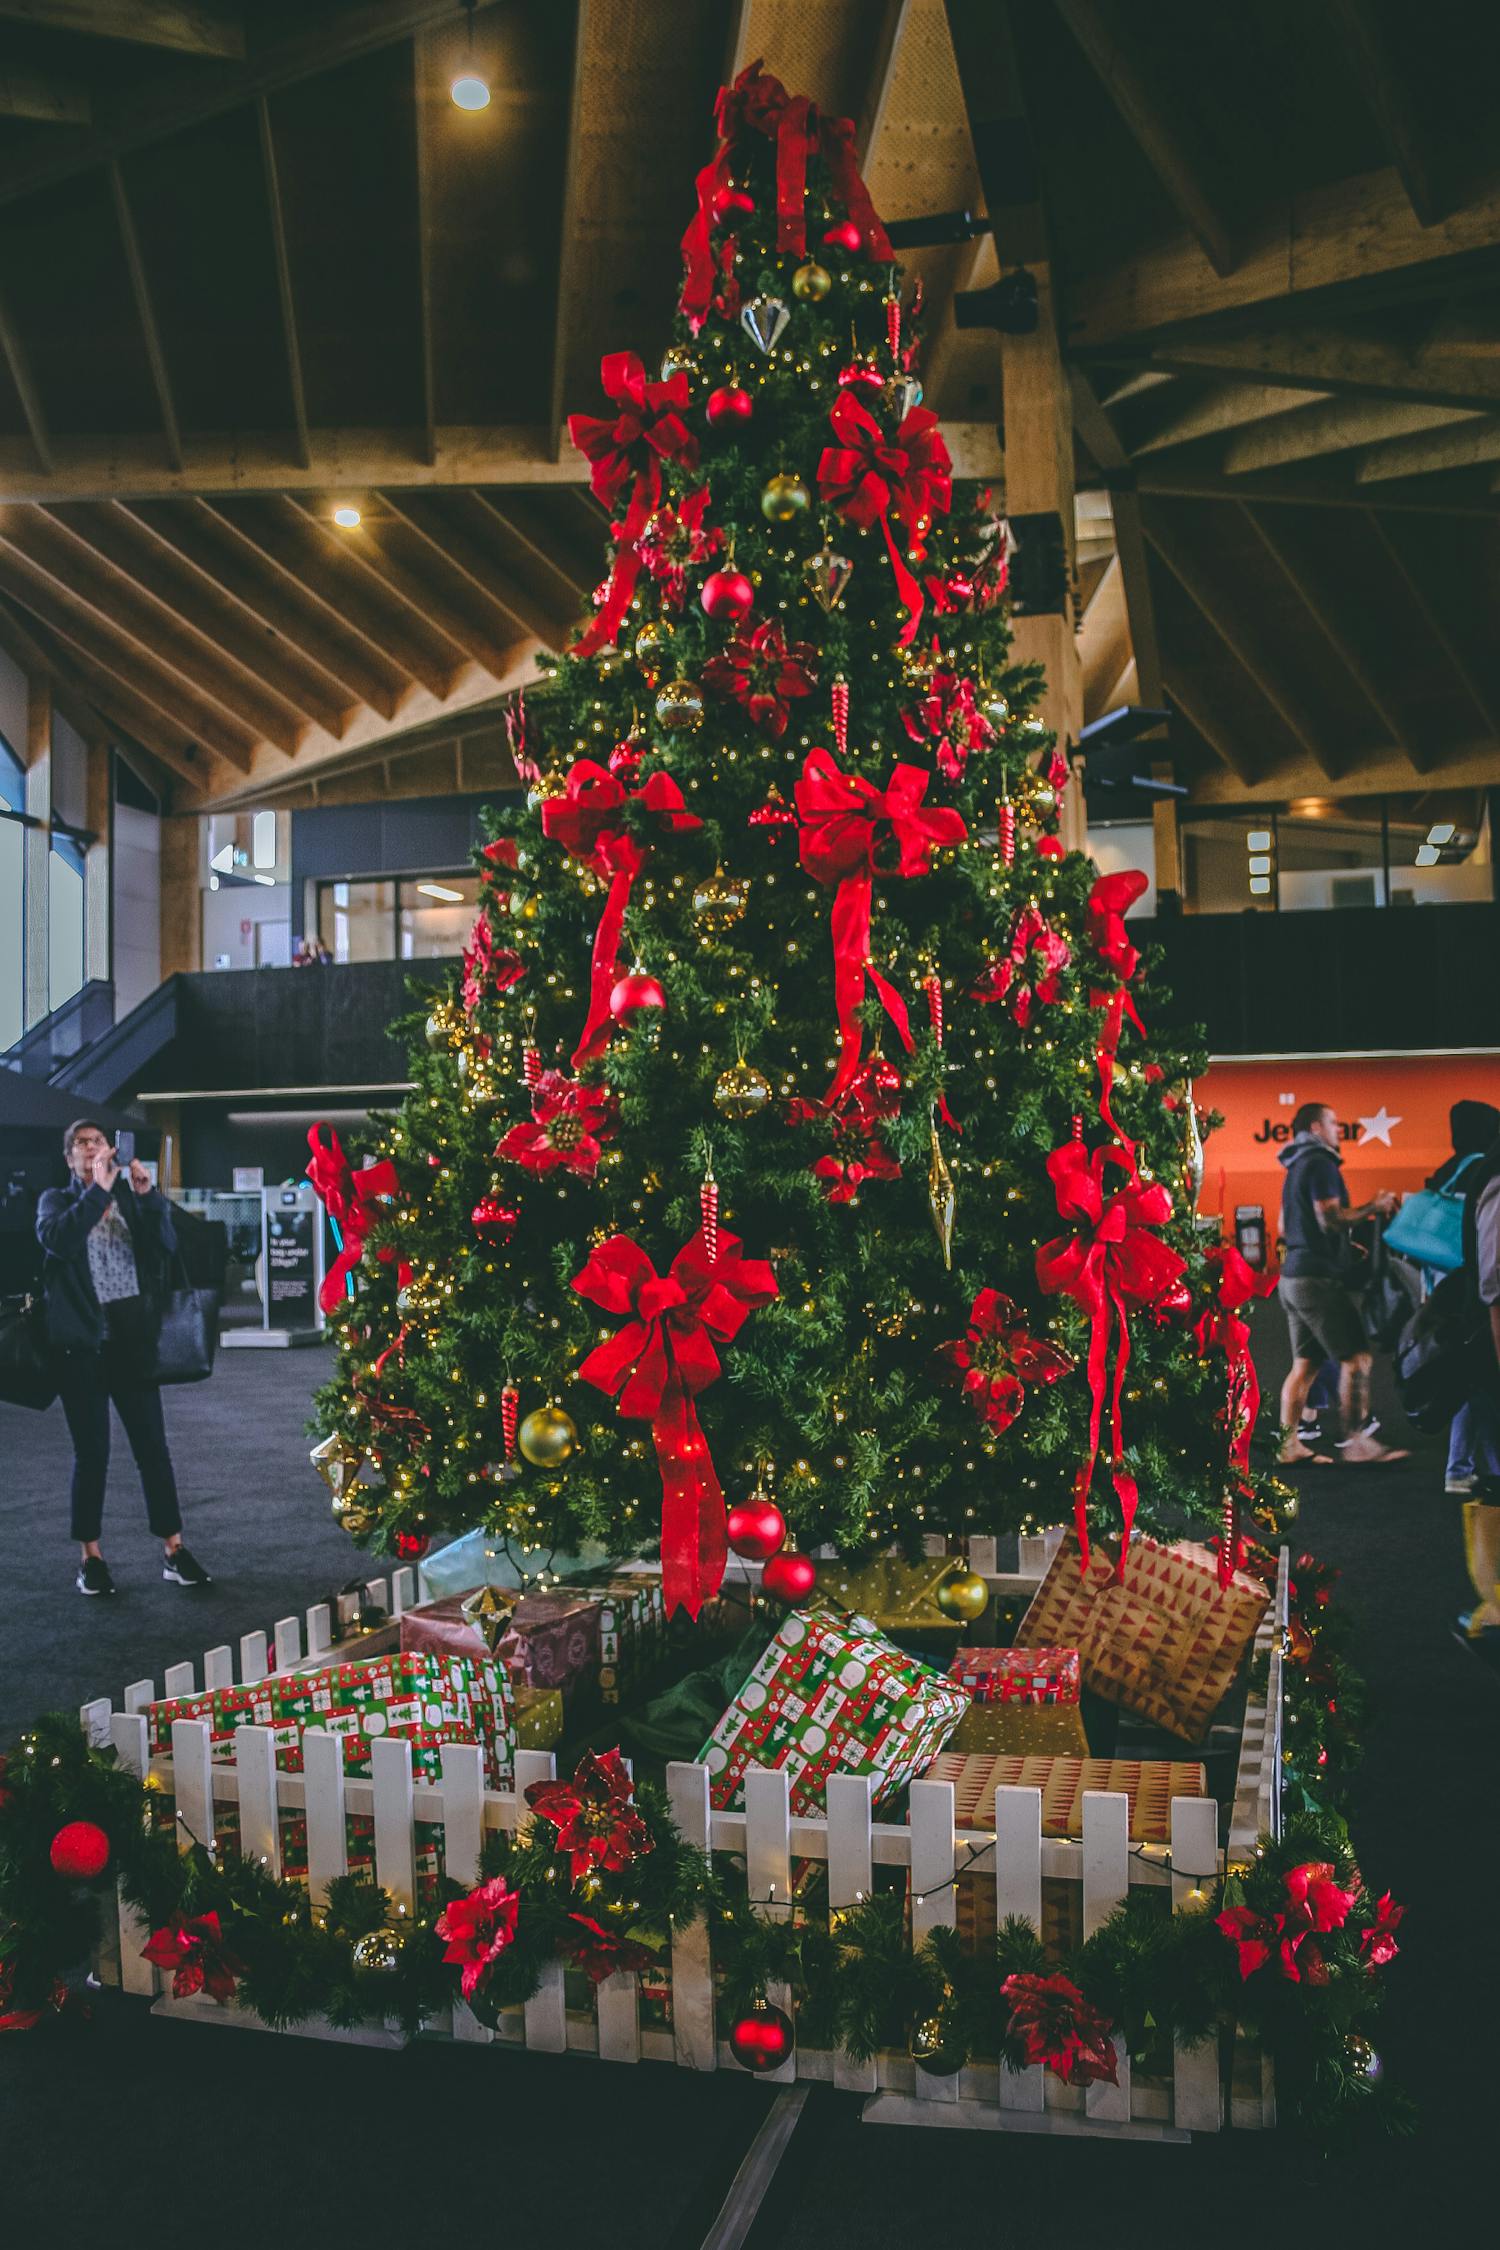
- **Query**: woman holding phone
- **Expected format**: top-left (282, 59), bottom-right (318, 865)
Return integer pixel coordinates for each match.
top-left (35, 1118), bottom-right (212, 1596)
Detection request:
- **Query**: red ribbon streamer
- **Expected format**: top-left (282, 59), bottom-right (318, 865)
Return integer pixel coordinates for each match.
top-left (794, 749), bottom-right (966, 1106)
top-left (566, 353), bottom-right (699, 657)
top-left (306, 1124), bottom-right (410, 1316)
top-left (541, 761), bottom-right (701, 1067)
top-left (1034, 1142), bottom-right (1186, 1573)
top-left (1089, 985), bottom-right (1146, 1155)
top-left (572, 1228), bottom-right (778, 1617)
top-left (1196, 1244), bottom-right (1280, 1583)
top-left (817, 392), bottom-right (952, 645)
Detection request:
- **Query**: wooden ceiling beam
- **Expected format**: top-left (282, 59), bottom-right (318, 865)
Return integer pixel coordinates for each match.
top-left (1137, 325), bottom-right (1500, 413)
top-left (1068, 362), bottom-right (1130, 474)
top-left (1223, 397), bottom-right (1484, 475)
top-left (1108, 487), bottom-right (1161, 707)
top-left (380, 490), bottom-right (572, 646)
top-left (1162, 671), bottom-right (1260, 786)
top-left (0, 281), bottom-right (52, 475)
top-left (1048, 0), bottom-right (1236, 275)
top-left (1127, 382), bottom-right (1327, 457)
top-left (289, 497), bottom-right (532, 679)
top-left (1365, 509), bottom-right (1500, 737)
top-left (1327, 0), bottom-right (1442, 228)
top-left (1355, 416), bottom-right (1500, 483)
top-left (107, 158), bottom-right (182, 472)
top-left (255, 96), bottom-right (310, 473)
top-left (1144, 513), bottom-right (1343, 778)
top-left (0, 67), bottom-right (90, 124)
top-left (0, 586), bottom-right (153, 775)
top-left (546, 0), bottom-right (590, 459)
top-left (34, 639), bottom-right (215, 788)
top-left (857, 0), bottom-right (912, 161)
top-left (1067, 166), bottom-right (1500, 348)
top-left (0, 2), bottom-right (243, 54)
top-left (1133, 465), bottom-right (1500, 515)
top-left (410, 38), bottom-right (437, 470)
top-left (0, 427), bottom-right (588, 504)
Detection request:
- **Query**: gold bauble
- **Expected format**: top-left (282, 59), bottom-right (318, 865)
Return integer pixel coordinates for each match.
top-left (526, 766), bottom-right (568, 812)
top-left (634, 621), bottom-right (671, 674)
top-left (791, 260), bottom-right (832, 302)
top-left (654, 678), bottom-right (705, 731)
top-left (660, 343), bottom-right (697, 382)
top-left (980, 689), bottom-right (1010, 730)
top-left (518, 1405), bottom-right (578, 1467)
top-left (352, 1929), bottom-right (401, 1974)
top-left (935, 1568), bottom-right (989, 1622)
top-left (713, 1062), bottom-right (773, 1120)
top-left (692, 869), bottom-right (750, 931)
top-left (424, 1009), bottom-right (454, 1051)
top-left (761, 472), bottom-right (812, 523)
top-left (909, 2012), bottom-right (966, 2076)
top-left (310, 1432), bottom-right (362, 1498)
top-left (337, 1503), bottom-right (377, 1540)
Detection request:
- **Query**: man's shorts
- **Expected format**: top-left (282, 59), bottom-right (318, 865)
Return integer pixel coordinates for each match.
top-left (1278, 1274), bottom-right (1367, 1364)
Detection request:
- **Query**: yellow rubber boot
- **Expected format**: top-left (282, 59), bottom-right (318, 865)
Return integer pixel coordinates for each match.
top-left (1461, 1499), bottom-right (1500, 1634)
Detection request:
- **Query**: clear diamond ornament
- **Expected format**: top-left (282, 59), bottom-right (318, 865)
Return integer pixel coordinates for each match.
top-left (741, 294), bottom-right (791, 354)
top-left (885, 374), bottom-right (923, 421)
top-left (802, 542), bottom-right (854, 613)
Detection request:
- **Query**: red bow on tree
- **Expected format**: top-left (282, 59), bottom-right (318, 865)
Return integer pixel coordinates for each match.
top-left (817, 393), bottom-right (952, 643)
top-left (679, 62), bottom-right (893, 329)
top-left (1087, 868), bottom-right (1150, 980)
top-left (524, 1748), bottom-right (652, 1884)
top-left (572, 1227), bottom-right (778, 1617)
top-left (306, 1124), bottom-right (412, 1316)
top-left (567, 353), bottom-right (700, 655)
top-left (1001, 1972), bottom-right (1118, 2087)
top-left (434, 1876), bottom-right (520, 2000)
top-left (901, 669), bottom-right (994, 782)
top-left (795, 749), bottom-right (967, 1106)
top-left (972, 908), bottom-right (1071, 1028)
top-left (943, 1288), bottom-right (1074, 1435)
top-left (701, 618), bottom-right (817, 737)
top-left (542, 761), bottom-right (701, 1066)
top-left (1034, 1142), bottom-right (1186, 1571)
top-left (461, 909), bottom-right (525, 1014)
top-left (141, 1912), bottom-right (244, 2004)
top-left (1195, 1243), bottom-right (1280, 1582)
top-left (813, 1143), bottom-right (901, 1203)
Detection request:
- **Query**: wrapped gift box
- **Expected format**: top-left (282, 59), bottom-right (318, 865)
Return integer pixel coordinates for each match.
top-left (949, 1645), bottom-right (1080, 1705)
top-left (1016, 1533), bottom-right (1269, 1744)
top-left (818, 1553), bottom-right (969, 1638)
top-left (514, 1686), bottom-right (565, 1752)
top-left (948, 1700), bottom-right (1089, 1758)
top-left (494, 1590), bottom-right (602, 1704)
top-left (399, 1590), bottom-right (506, 1664)
top-left (590, 1574), bottom-right (667, 1705)
top-left (698, 1606), bottom-right (968, 1815)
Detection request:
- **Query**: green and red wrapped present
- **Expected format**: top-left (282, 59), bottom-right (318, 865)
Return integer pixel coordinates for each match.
top-left (948, 1646), bottom-right (1080, 1706)
top-left (697, 1606), bottom-right (968, 1814)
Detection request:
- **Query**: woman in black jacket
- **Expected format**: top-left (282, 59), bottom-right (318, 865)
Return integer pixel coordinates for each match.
top-left (36, 1119), bottom-right (212, 1597)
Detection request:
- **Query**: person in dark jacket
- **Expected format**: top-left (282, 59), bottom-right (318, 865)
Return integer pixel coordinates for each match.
top-left (1276, 1101), bottom-right (1406, 1466)
top-left (36, 1119), bottom-right (212, 1597)
top-left (1430, 1101), bottom-right (1500, 1493)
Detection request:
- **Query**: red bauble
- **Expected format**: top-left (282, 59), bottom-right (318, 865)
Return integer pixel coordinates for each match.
top-left (711, 185), bottom-right (755, 225)
top-left (822, 219), bottom-right (863, 255)
top-left (49, 1820), bottom-right (110, 1881)
top-left (836, 359), bottom-right (884, 396)
top-left (1152, 1278), bottom-right (1194, 1328)
top-left (729, 1999), bottom-right (794, 2072)
top-left (470, 1196), bottom-right (518, 1238)
top-left (609, 972), bottom-right (667, 1022)
top-left (392, 1530), bottom-right (430, 1561)
top-left (706, 384), bottom-right (754, 430)
top-left (700, 568), bottom-right (754, 623)
top-left (726, 1494), bottom-right (786, 1562)
top-left (608, 740), bottom-right (644, 779)
top-left (945, 574), bottom-right (975, 606)
top-left (761, 1550), bottom-right (816, 1604)
top-left (1034, 835), bottom-right (1066, 861)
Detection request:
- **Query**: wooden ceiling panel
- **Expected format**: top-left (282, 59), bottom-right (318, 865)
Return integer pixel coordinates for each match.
top-left (0, 164), bottom-right (159, 431)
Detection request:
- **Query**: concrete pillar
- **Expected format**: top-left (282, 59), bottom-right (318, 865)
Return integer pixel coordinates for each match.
top-left (22, 674), bottom-right (49, 1027)
top-left (85, 735), bottom-right (111, 984)
top-left (159, 814), bottom-right (201, 977)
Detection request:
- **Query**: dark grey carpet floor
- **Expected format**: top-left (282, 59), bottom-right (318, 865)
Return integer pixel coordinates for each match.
top-left (1, 1313), bottom-right (1487, 2243)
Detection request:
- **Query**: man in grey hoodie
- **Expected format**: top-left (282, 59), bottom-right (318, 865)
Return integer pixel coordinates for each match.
top-left (1277, 1101), bottom-right (1406, 1466)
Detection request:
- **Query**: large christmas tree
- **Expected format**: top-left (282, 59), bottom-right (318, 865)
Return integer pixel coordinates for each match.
top-left (311, 65), bottom-right (1271, 1616)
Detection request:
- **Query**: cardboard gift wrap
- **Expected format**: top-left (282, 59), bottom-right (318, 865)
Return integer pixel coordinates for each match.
top-left (818, 1553), bottom-right (969, 1637)
top-left (948, 1645), bottom-right (1081, 1705)
top-left (514, 1685), bottom-right (565, 1751)
top-left (1015, 1533), bottom-right (1269, 1743)
top-left (698, 1605), bottom-right (968, 1815)
top-left (493, 1590), bottom-right (603, 1702)
top-left (947, 1700), bottom-right (1090, 1758)
top-left (399, 1590), bottom-right (503, 1664)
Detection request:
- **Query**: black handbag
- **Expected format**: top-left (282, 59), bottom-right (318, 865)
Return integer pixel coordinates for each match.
top-left (1393, 1270), bottom-right (1493, 1432)
top-left (149, 1251), bottom-right (220, 1386)
top-left (0, 1291), bottom-right (58, 1410)
top-left (1361, 1219), bottom-right (1416, 1354)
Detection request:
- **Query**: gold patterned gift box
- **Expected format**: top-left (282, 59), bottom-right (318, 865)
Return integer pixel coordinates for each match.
top-left (514, 1686), bottom-right (565, 1752)
top-left (948, 1700), bottom-right (1089, 1757)
top-left (818, 1553), bottom-right (969, 1638)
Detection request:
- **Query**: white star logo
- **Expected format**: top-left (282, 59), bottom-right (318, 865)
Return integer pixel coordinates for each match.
top-left (1356, 1106), bottom-right (1401, 1147)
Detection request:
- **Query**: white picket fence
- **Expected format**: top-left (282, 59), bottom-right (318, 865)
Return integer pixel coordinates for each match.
top-left (77, 1542), bottom-right (1286, 2137)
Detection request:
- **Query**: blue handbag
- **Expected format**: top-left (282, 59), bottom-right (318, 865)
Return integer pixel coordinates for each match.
top-left (1383, 1153), bottom-right (1482, 1273)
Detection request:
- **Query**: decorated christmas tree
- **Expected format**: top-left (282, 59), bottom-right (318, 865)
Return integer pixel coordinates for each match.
top-left (310, 64), bottom-right (1275, 1618)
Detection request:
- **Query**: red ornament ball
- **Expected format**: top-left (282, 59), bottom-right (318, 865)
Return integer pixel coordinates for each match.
top-left (711, 185), bottom-right (755, 226)
top-left (822, 219), bottom-right (863, 255)
top-left (392, 1530), bottom-right (430, 1561)
top-left (1152, 1278), bottom-right (1194, 1328)
top-left (700, 568), bottom-right (754, 623)
top-left (50, 1820), bottom-right (110, 1882)
top-left (726, 1494), bottom-right (786, 1562)
top-left (706, 383), bottom-right (754, 430)
top-left (470, 1196), bottom-right (518, 1239)
top-left (609, 972), bottom-right (667, 1023)
top-left (729, 1999), bottom-right (794, 2072)
top-left (607, 740), bottom-right (644, 779)
top-left (761, 1550), bottom-right (817, 1604)
top-left (1034, 835), bottom-right (1066, 861)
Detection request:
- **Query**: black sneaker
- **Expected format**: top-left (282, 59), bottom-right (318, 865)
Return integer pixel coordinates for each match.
top-left (162, 1545), bottom-right (212, 1587)
top-left (77, 1556), bottom-right (117, 1597)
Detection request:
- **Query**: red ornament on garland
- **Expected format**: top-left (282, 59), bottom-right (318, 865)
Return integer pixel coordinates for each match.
top-left (700, 567), bottom-right (755, 623)
top-left (607, 739), bottom-right (644, 779)
top-left (609, 972), bottom-right (667, 1023)
top-left (470, 1196), bottom-right (518, 1239)
top-left (392, 1530), bottom-right (430, 1561)
top-left (1034, 834), bottom-right (1065, 861)
top-left (706, 384), bottom-right (754, 430)
top-left (711, 184), bottom-right (755, 225)
top-left (823, 218), bottom-right (863, 254)
top-left (49, 1820), bottom-right (110, 1881)
top-left (729, 1998), bottom-right (795, 2072)
top-left (1152, 1277), bottom-right (1194, 1328)
top-left (726, 1493), bottom-right (786, 1561)
top-left (761, 1550), bottom-right (817, 1604)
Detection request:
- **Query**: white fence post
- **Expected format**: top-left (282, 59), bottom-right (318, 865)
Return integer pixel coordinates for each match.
top-left (170, 1717), bottom-right (216, 1855)
top-left (995, 1784), bottom-right (1046, 2114)
top-left (111, 1712), bottom-right (156, 1996)
top-left (203, 1644), bottom-right (234, 1690)
top-left (1082, 1791), bottom-right (1131, 2125)
top-left (440, 1741), bottom-right (491, 2046)
top-left (273, 1617), bottom-right (301, 1674)
top-left (390, 1566), bottom-right (415, 1617)
top-left (364, 1576), bottom-right (389, 1617)
top-left (302, 1727), bottom-right (348, 1906)
top-left (826, 1773), bottom-right (877, 2095)
top-left (80, 1697), bottom-right (112, 1748)
top-left (666, 1761), bottom-right (716, 2072)
top-left (743, 1767), bottom-right (796, 2085)
top-left (908, 1777), bottom-right (958, 2106)
top-left (967, 1535), bottom-right (998, 1578)
top-left (516, 1748), bottom-right (567, 2054)
top-left (124, 1678), bottom-right (154, 1715)
top-left (305, 1603), bottom-right (332, 1661)
top-left (369, 1735), bottom-right (416, 1917)
top-left (239, 1630), bottom-right (268, 1685)
top-left (163, 1661), bottom-right (195, 1698)
top-left (1170, 1796), bottom-right (1222, 2131)
top-left (235, 1724), bottom-right (281, 1878)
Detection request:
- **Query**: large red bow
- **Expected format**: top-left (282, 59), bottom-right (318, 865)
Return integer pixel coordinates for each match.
top-left (679, 63), bottom-right (893, 328)
top-left (572, 1228), bottom-right (777, 1617)
top-left (795, 749), bottom-right (967, 1106)
top-left (1196, 1243), bottom-right (1280, 1581)
top-left (1087, 868), bottom-right (1150, 981)
top-left (306, 1124), bottom-right (411, 1316)
top-left (542, 761), bottom-right (700, 1066)
top-left (567, 353), bottom-right (699, 655)
top-left (1034, 1143), bottom-right (1186, 1571)
top-left (817, 392), bottom-right (951, 643)
top-left (973, 907), bottom-right (1071, 1028)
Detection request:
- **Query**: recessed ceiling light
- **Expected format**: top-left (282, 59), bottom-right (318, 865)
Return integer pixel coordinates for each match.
top-left (417, 881), bottom-right (464, 902)
top-left (333, 504), bottom-right (361, 528)
top-left (1415, 844), bottom-right (1441, 866)
top-left (1427, 821), bottom-right (1455, 845)
top-left (451, 71), bottom-right (490, 109)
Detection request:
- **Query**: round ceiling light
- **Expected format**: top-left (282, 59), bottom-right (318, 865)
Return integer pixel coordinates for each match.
top-left (332, 505), bottom-right (361, 528)
top-left (451, 72), bottom-right (490, 110)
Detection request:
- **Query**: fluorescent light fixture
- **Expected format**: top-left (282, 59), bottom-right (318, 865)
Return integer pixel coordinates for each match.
top-left (1427, 821), bottom-right (1455, 845)
top-left (209, 874), bottom-right (219, 891)
top-left (1246, 829), bottom-right (1272, 852)
top-left (1248, 875), bottom-right (1272, 895)
top-left (333, 504), bottom-right (361, 529)
top-left (1414, 844), bottom-right (1440, 866)
top-left (209, 842), bottom-right (234, 873)
top-left (1248, 855), bottom-right (1271, 876)
top-left (451, 71), bottom-right (490, 108)
top-left (252, 873), bottom-right (276, 887)
top-left (416, 881), bottom-right (464, 903)
top-left (252, 808), bottom-right (276, 869)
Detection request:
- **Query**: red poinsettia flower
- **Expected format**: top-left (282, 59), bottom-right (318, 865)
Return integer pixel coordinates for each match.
top-left (637, 486), bottom-right (722, 608)
top-left (1282, 1860), bottom-right (1358, 1938)
top-left (559, 1914), bottom-right (659, 1987)
top-left (434, 1875), bottom-right (520, 2000)
top-left (1001, 1971), bottom-right (1118, 2086)
top-left (943, 1288), bottom-right (1074, 1434)
top-left (901, 670), bottom-right (994, 782)
top-left (1216, 1903), bottom-right (1283, 1981)
top-left (525, 1747), bottom-right (653, 1885)
top-left (702, 619), bottom-right (817, 737)
top-left (972, 907), bottom-right (1071, 1028)
top-left (461, 912), bottom-right (526, 1013)
top-left (141, 1912), bottom-right (244, 2004)
top-left (813, 1142), bottom-right (902, 1204)
top-left (1359, 1890), bottom-right (1405, 1970)
top-left (497, 1071), bottom-right (616, 1178)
